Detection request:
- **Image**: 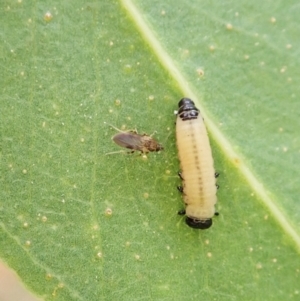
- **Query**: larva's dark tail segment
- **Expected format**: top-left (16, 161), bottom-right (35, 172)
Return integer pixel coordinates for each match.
top-left (186, 217), bottom-right (212, 229)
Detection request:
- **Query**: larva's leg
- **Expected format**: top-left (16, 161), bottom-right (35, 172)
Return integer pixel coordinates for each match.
top-left (177, 186), bottom-right (184, 193)
top-left (216, 184), bottom-right (219, 189)
top-left (178, 171), bottom-right (184, 180)
top-left (215, 172), bottom-right (219, 178)
top-left (178, 209), bottom-right (186, 215)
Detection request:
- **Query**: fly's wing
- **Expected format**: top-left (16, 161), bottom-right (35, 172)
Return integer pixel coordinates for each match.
top-left (112, 132), bottom-right (143, 151)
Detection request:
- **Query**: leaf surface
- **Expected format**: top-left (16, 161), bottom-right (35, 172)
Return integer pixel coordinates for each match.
top-left (1, 0), bottom-right (300, 300)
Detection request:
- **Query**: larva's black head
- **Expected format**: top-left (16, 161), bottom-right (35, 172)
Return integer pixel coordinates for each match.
top-left (177, 98), bottom-right (199, 121)
top-left (186, 217), bottom-right (212, 230)
top-left (178, 98), bottom-right (195, 108)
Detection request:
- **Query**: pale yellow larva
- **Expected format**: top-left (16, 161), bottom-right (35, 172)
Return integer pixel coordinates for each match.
top-left (176, 98), bottom-right (218, 229)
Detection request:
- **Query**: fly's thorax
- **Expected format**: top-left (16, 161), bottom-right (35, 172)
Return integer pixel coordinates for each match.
top-left (141, 135), bottom-right (164, 152)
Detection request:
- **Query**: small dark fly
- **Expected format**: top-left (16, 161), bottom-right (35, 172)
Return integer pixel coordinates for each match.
top-left (105, 122), bottom-right (163, 154)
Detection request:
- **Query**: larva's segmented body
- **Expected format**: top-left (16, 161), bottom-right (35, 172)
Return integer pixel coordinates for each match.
top-left (176, 98), bottom-right (217, 229)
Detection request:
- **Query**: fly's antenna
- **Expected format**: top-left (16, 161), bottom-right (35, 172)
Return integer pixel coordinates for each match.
top-left (104, 121), bottom-right (125, 133)
top-left (104, 121), bottom-right (138, 134)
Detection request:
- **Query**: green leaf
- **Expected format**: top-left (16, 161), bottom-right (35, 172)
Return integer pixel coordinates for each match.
top-left (1, 0), bottom-right (300, 300)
